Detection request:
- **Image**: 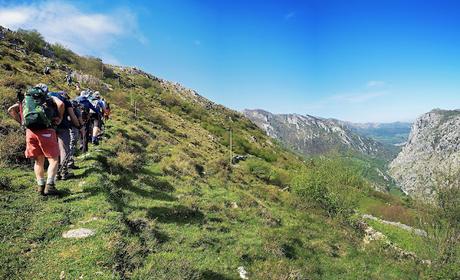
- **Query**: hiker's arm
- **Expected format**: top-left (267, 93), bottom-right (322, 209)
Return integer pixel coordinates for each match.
top-left (51, 97), bottom-right (65, 124)
top-left (67, 107), bottom-right (80, 127)
top-left (7, 103), bottom-right (21, 124)
top-left (77, 113), bottom-right (84, 126)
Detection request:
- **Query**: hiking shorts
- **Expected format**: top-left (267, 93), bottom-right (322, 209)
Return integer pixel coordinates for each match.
top-left (25, 128), bottom-right (59, 159)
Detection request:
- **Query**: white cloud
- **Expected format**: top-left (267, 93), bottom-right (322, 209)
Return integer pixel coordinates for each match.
top-left (366, 80), bottom-right (386, 88)
top-left (330, 91), bottom-right (388, 103)
top-left (0, 1), bottom-right (144, 63)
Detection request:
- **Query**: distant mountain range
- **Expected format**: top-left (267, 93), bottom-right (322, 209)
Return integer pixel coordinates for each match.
top-left (344, 122), bottom-right (412, 146)
top-left (243, 109), bottom-right (401, 161)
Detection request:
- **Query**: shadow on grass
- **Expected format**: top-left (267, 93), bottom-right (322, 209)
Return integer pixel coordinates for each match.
top-left (147, 205), bottom-right (205, 225)
top-left (126, 184), bottom-right (176, 202)
top-left (201, 270), bottom-right (234, 280)
top-left (72, 167), bottom-right (100, 179)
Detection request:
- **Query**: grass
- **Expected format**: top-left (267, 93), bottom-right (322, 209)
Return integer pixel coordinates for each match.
top-left (366, 219), bottom-right (431, 260)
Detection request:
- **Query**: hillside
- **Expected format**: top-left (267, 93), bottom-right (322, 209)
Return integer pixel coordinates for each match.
top-left (0, 27), bottom-right (457, 279)
top-left (389, 109), bottom-right (460, 199)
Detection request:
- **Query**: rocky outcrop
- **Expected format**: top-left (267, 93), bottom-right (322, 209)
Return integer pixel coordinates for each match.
top-left (243, 109), bottom-right (396, 160)
top-left (389, 109), bottom-right (460, 199)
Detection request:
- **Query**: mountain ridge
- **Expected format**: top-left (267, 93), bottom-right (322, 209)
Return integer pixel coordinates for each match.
top-left (243, 109), bottom-right (399, 161)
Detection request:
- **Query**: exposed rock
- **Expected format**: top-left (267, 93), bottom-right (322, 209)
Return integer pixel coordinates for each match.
top-left (237, 266), bottom-right (249, 279)
top-left (66, 70), bottom-right (112, 91)
top-left (389, 109), bottom-right (460, 199)
top-left (62, 228), bottom-right (95, 239)
top-left (232, 155), bottom-right (247, 164)
top-left (0, 27), bottom-right (6, 40)
top-left (363, 225), bottom-right (386, 244)
top-left (358, 220), bottom-right (429, 263)
top-left (243, 109), bottom-right (397, 161)
top-left (362, 214), bottom-right (427, 237)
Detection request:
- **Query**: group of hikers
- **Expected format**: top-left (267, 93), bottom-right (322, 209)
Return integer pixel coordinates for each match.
top-left (7, 81), bottom-right (111, 196)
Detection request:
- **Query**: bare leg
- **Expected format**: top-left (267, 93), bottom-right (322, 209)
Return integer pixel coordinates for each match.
top-left (34, 156), bottom-right (45, 181)
top-left (47, 157), bottom-right (59, 179)
top-left (92, 126), bottom-right (100, 138)
top-left (44, 156), bottom-right (60, 195)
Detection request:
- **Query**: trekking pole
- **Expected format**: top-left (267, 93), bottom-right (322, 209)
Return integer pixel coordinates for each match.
top-left (229, 128), bottom-right (233, 165)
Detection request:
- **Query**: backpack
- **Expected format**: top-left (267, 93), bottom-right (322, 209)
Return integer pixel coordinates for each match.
top-left (90, 98), bottom-right (103, 114)
top-left (75, 97), bottom-right (91, 120)
top-left (22, 87), bottom-right (54, 129)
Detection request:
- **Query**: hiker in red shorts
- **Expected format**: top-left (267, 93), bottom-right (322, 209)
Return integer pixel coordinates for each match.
top-left (8, 84), bottom-right (65, 195)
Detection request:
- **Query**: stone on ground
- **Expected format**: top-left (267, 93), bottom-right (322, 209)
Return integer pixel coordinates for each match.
top-left (62, 228), bottom-right (95, 239)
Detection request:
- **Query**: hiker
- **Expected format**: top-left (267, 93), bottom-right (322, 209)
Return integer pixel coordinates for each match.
top-left (47, 90), bottom-right (82, 180)
top-left (7, 84), bottom-right (65, 195)
top-left (76, 91), bottom-right (100, 151)
top-left (65, 71), bottom-right (73, 86)
top-left (68, 99), bottom-right (85, 169)
top-left (88, 91), bottom-right (105, 145)
top-left (101, 98), bottom-right (111, 121)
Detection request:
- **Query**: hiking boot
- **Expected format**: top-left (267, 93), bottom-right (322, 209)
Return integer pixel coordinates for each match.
top-left (68, 164), bottom-right (80, 169)
top-left (37, 184), bottom-right (45, 196)
top-left (44, 184), bottom-right (59, 196)
top-left (60, 172), bottom-right (75, 180)
top-left (91, 137), bottom-right (99, 145)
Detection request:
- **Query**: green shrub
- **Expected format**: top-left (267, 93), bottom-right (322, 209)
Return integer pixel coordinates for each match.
top-left (160, 153), bottom-right (198, 178)
top-left (108, 151), bottom-right (143, 173)
top-left (421, 172), bottom-right (460, 279)
top-left (245, 158), bottom-right (290, 187)
top-left (50, 43), bottom-right (76, 64)
top-left (291, 158), bottom-right (366, 217)
top-left (16, 29), bottom-right (46, 53)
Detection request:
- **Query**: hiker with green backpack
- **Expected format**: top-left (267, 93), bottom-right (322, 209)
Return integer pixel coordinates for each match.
top-left (7, 84), bottom-right (65, 195)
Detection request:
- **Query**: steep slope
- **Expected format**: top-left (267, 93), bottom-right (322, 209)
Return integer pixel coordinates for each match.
top-left (0, 27), bottom-right (438, 279)
top-left (345, 122), bottom-right (412, 146)
top-left (243, 109), bottom-right (397, 161)
top-left (389, 109), bottom-right (460, 199)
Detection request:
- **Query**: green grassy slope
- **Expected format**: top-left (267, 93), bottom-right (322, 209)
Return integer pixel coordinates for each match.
top-left (0, 28), bottom-right (436, 279)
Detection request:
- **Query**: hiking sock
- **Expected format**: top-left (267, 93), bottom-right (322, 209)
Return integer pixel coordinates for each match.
top-left (46, 176), bottom-right (56, 185)
top-left (37, 178), bottom-right (45, 186)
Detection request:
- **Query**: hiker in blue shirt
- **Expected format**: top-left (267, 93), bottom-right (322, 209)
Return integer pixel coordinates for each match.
top-left (76, 90), bottom-right (101, 151)
top-left (47, 90), bottom-right (81, 180)
top-left (88, 91), bottom-right (105, 145)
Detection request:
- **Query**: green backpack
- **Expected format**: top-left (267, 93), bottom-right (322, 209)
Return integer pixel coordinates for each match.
top-left (22, 87), bottom-right (53, 129)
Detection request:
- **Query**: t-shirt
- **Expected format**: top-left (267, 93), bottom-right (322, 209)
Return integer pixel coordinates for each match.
top-left (48, 92), bottom-right (72, 129)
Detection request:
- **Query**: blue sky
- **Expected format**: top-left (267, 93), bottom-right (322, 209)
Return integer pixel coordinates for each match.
top-left (1, 0), bottom-right (459, 122)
